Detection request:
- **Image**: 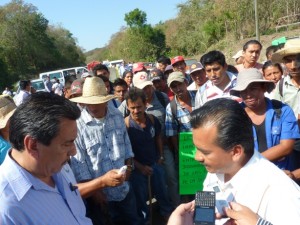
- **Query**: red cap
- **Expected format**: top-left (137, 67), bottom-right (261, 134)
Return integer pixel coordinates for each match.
top-left (171, 56), bottom-right (185, 65)
top-left (87, 61), bottom-right (101, 71)
top-left (132, 62), bottom-right (145, 74)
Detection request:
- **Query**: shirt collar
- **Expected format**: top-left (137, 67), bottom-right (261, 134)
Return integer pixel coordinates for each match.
top-left (216, 151), bottom-right (260, 190)
top-left (2, 151), bottom-right (58, 201)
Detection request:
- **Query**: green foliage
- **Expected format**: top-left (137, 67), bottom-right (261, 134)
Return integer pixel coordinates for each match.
top-left (124, 8), bottom-right (147, 28)
top-left (0, 0), bottom-right (85, 90)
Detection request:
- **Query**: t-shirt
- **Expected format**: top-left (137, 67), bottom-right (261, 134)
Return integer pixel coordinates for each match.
top-left (127, 114), bottom-right (161, 165)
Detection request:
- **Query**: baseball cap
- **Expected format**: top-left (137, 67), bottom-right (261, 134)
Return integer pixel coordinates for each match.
top-left (149, 69), bottom-right (164, 81)
top-left (132, 62), bottom-right (146, 74)
top-left (190, 62), bottom-right (204, 75)
top-left (167, 71), bottom-right (186, 87)
top-left (133, 71), bottom-right (153, 89)
top-left (171, 56), bottom-right (185, 65)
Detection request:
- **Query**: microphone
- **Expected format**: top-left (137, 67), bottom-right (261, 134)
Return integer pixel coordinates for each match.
top-left (69, 182), bottom-right (78, 192)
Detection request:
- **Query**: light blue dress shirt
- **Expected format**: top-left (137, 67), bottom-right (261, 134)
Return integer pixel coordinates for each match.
top-left (0, 152), bottom-right (92, 225)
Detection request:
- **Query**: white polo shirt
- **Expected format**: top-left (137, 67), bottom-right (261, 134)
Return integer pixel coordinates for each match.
top-left (203, 151), bottom-right (300, 225)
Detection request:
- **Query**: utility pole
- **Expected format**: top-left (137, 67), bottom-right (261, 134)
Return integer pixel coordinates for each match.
top-left (254, 0), bottom-right (260, 41)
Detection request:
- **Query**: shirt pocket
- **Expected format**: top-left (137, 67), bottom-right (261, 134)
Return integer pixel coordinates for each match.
top-left (85, 139), bottom-right (101, 165)
top-left (110, 130), bottom-right (126, 160)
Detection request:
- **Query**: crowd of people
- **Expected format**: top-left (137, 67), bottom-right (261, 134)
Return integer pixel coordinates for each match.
top-left (1, 38), bottom-right (300, 225)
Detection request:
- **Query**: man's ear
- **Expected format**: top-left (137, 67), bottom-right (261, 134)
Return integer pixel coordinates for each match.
top-left (24, 135), bottom-right (39, 159)
top-left (231, 144), bottom-right (243, 161)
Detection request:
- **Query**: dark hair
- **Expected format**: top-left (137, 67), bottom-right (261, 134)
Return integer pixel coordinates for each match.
top-left (227, 65), bottom-right (239, 74)
top-left (97, 75), bottom-right (109, 83)
top-left (200, 50), bottom-right (226, 67)
top-left (19, 80), bottom-right (30, 90)
top-left (9, 92), bottom-right (81, 151)
top-left (64, 75), bottom-right (77, 90)
top-left (157, 56), bottom-right (171, 65)
top-left (122, 70), bottom-right (132, 79)
top-left (262, 60), bottom-right (283, 74)
top-left (243, 40), bottom-right (262, 51)
top-left (190, 98), bottom-right (254, 156)
top-left (265, 45), bottom-right (278, 59)
top-left (93, 64), bottom-right (109, 74)
top-left (125, 87), bottom-right (146, 104)
top-left (113, 78), bottom-right (128, 88)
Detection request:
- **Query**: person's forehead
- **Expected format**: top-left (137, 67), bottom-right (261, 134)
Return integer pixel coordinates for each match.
top-left (173, 61), bottom-right (185, 66)
top-left (245, 44), bottom-right (261, 51)
top-left (152, 79), bottom-right (162, 84)
top-left (115, 85), bottom-right (127, 90)
top-left (97, 69), bottom-right (109, 73)
top-left (170, 80), bottom-right (184, 87)
top-left (191, 70), bottom-right (205, 76)
top-left (128, 97), bottom-right (145, 105)
top-left (205, 62), bottom-right (222, 69)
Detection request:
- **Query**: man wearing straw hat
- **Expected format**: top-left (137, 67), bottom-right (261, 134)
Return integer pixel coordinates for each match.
top-left (70, 76), bottom-right (143, 225)
top-left (272, 38), bottom-right (300, 180)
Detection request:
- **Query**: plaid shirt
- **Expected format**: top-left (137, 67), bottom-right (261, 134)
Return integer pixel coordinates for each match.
top-left (70, 104), bottom-right (134, 202)
top-left (195, 71), bottom-right (240, 109)
top-left (165, 91), bottom-right (196, 136)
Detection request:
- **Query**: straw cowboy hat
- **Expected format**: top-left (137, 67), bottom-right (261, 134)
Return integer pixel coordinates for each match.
top-left (230, 68), bottom-right (275, 97)
top-left (0, 95), bottom-right (16, 129)
top-left (70, 76), bottom-right (116, 104)
top-left (271, 39), bottom-right (300, 63)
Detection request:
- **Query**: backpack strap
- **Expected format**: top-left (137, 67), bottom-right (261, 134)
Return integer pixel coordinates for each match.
top-left (278, 78), bottom-right (284, 98)
top-left (112, 99), bottom-right (118, 108)
top-left (271, 99), bottom-right (282, 120)
top-left (146, 113), bottom-right (155, 126)
top-left (170, 98), bottom-right (181, 132)
top-left (155, 91), bottom-right (167, 108)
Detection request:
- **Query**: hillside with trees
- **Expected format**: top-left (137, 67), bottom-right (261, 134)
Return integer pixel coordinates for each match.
top-left (0, 0), bottom-right (85, 90)
top-left (87, 0), bottom-right (300, 63)
top-left (1, 0), bottom-right (300, 90)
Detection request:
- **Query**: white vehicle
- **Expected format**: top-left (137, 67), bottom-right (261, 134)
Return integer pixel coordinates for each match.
top-left (31, 78), bottom-right (46, 92)
top-left (39, 67), bottom-right (88, 86)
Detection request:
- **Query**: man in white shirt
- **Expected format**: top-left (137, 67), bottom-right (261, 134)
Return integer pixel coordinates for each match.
top-left (195, 50), bottom-right (239, 109)
top-left (52, 77), bottom-right (63, 96)
top-left (190, 98), bottom-right (300, 224)
top-left (14, 80), bottom-right (31, 106)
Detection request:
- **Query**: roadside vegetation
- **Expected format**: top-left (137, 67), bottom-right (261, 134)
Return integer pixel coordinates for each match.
top-left (1, 0), bottom-right (300, 90)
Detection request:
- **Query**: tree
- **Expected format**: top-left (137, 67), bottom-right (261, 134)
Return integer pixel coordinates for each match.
top-left (124, 8), bottom-right (147, 28)
top-left (123, 9), bottom-right (166, 61)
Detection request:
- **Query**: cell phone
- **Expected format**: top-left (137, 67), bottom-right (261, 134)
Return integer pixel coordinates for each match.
top-left (194, 191), bottom-right (215, 225)
top-left (117, 165), bottom-right (127, 175)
